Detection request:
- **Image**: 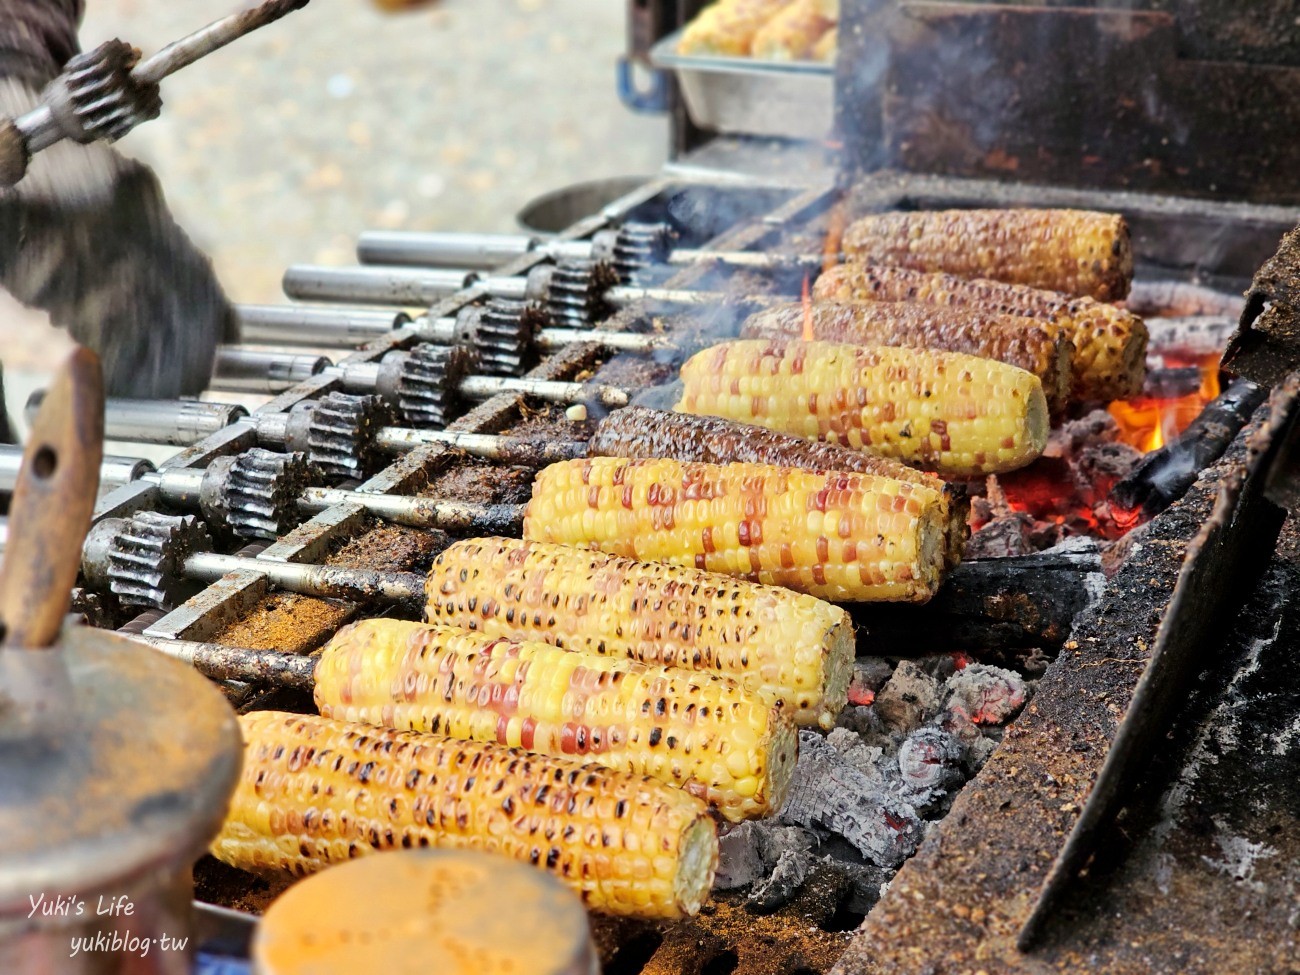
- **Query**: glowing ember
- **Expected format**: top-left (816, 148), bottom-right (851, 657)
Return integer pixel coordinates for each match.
top-left (801, 274), bottom-right (815, 341)
top-left (1108, 351), bottom-right (1221, 453)
top-left (821, 201), bottom-right (847, 275)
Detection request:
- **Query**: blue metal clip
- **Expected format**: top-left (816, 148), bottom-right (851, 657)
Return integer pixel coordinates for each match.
top-left (617, 56), bottom-right (671, 114)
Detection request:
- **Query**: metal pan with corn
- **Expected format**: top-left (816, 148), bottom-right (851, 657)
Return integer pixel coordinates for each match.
top-left (813, 263), bottom-right (1148, 401)
top-left (522, 456), bottom-right (949, 603)
top-left (675, 339), bottom-right (1050, 477)
top-left (840, 207), bottom-right (1134, 301)
top-left (313, 618), bottom-right (797, 821)
top-left (423, 537), bottom-right (855, 729)
top-left (212, 711), bottom-right (719, 919)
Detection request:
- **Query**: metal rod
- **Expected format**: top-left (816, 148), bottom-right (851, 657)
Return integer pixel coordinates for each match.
top-left (212, 347), bottom-right (328, 394)
top-left (459, 375), bottom-right (629, 408)
top-left (358, 230), bottom-right (537, 269)
top-left (535, 327), bottom-right (671, 354)
top-left (370, 428), bottom-right (586, 464)
top-left (134, 0), bottom-right (311, 85)
top-left (283, 265), bottom-right (476, 306)
top-left (126, 634), bottom-right (317, 690)
top-left (30, 393), bottom-right (248, 447)
top-left (0, 446), bottom-right (153, 494)
top-left (236, 304), bottom-right (407, 346)
top-left (297, 488), bottom-right (524, 534)
top-left (184, 552), bottom-right (424, 604)
top-left (283, 263), bottom-right (784, 311)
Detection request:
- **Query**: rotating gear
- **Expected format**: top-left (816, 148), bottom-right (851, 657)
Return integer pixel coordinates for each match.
top-left (305, 392), bottom-right (394, 480)
top-left (47, 40), bottom-right (162, 145)
top-left (468, 301), bottom-right (547, 376)
top-left (104, 510), bottom-right (213, 610)
top-left (225, 449), bottom-right (317, 541)
top-left (545, 261), bottom-right (619, 325)
top-left (610, 223), bottom-right (673, 282)
top-left (393, 344), bottom-right (474, 428)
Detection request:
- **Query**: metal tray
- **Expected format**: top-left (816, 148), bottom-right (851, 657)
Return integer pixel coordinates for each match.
top-left (650, 29), bottom-right (833, 140)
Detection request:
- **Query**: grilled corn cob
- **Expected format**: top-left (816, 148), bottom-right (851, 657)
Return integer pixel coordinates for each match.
top-left (812, 263), bottom-right (1148, 401)
top-left (841, 208), bottom-right (1133, 302)
top-left (424, 537), bottom-right (855, 729)
top-left (315, 619), bottom-right (797, 820)
top-left (523, 457), bottom-right (948, 603)
top-left (677, 0), bottom-right (788, 56)
top-left (812, 25), bottom-right (837, 62)
top-left (676, 339), bottom-right (1049, 476)
top-left (588, 407), bottom-right (968, 568)
top-left (214, 711), bottom-right (718, 918)
top-left (741, 300), bottom-right (1073, 415)
top-left (751, 0), bottom-right (834, 60)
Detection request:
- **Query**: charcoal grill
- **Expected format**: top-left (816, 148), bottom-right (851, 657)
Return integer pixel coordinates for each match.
top-left (9, 1), bottom-right (1300, 971)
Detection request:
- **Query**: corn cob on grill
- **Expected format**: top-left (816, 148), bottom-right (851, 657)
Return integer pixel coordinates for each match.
top-left (523, 457), bottom-right (948, 603)
top-left (213, 711), bottom-right (719, 918)
top-left (424, 537), bottom-right (855, 729)
top-left (676, 339), bottom-right (1049, 477)
top-left (740, 300), bottom-right (1074, 415)
top-left (589, 407), bottom-right (968, 568)
top-left (812, 263), bottom-right (1148, 401)
top-left (840, 208), bottom-right (1133, 302)
top-left (314, 619), bottom-right (797, 820)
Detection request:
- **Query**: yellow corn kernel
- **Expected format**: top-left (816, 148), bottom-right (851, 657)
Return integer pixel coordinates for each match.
top-left (314, 619), bottom-right (797, 821)
top-left (523, 457), bottom-right (947, 604)
top-left (741, 299), bottom-right (1074, 415)
top-left (423, 537), bottom-right (855, 729)
top-left (813, 263), bottom-right (1148, 401)
top-left (677, 339), bottom-right (1048, 476)
top-left (213, 711), bottom-right (718, 919)
top-left (841, 208), bottom-right (1133, 301)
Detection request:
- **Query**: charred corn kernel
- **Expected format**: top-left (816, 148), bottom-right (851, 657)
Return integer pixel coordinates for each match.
top-left (841, 208), bottom-right (1133, 302)
top-left (523, 457), bottom-right (947, 603)
top-left (314, 619), bottom-right (797, 821)
top-left (676, 339), bottom-right (1048, 477)
top-left (423, 537), bottom-right (855, 729)
top-left (588, 407), bottom-right (968, 570)
top-left (751, 0), bottom-right (835, 60)
top-left (214, 711), bottom-right (718, 919)
top-left (677, 0), bottom-right (788, 56)
top-left (813, 263), bottom-right (1148, 401)
top-left (741, 300), bottom-right (1074, 415)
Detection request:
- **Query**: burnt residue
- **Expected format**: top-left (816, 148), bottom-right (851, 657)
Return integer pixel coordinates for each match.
top-left (325, 522), bottom-right (446, 575)
top-left (591, 889), bottom-right (852, 975)
top-left (421, 457), bottom-right (535, 507)
top-left (503, 401), bottom-right (596, 442)
top-left (210, 592), bottom-right (354, 656)
top-left (836, 409), bottom-right (1271, 974)
top-left (193, 855), bottom-right (292, 917)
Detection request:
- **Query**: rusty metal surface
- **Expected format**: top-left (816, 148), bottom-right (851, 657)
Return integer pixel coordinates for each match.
top-left (834, 398), bottom-right (1283, 974)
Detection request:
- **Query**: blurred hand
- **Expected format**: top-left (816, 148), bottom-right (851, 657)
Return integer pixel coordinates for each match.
top-left (0, 76), bottom-right (235, 398)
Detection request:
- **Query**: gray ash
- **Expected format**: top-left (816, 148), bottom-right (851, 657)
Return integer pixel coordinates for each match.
top-left (716, 655), bottom-right (1032, 914)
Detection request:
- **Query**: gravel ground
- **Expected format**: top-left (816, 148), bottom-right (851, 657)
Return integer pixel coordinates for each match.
top-left (1, 0), bottom-right (666, 434)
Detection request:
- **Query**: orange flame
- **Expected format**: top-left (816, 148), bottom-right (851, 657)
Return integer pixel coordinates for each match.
top-left (801, 274), bottom-right (815, 341)
top-left (822, 202), bottom-right (847, 275)
top-left (1108, 352), bottom-right (1220, 453)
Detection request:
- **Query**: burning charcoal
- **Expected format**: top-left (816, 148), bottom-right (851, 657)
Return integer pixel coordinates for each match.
top-left (873, 660), bottom-right (943, 733)
top-left (1079, 441), bottom-right (1144, 487)
top-left (825, 727), bottom-right (901, 790)
top-left (1049, 409), bottom-right (1124, 457)
top-left (943, 664), bottom-right (1028, 726)
top-left (812, 846), bottom-right (894, 915)
top-left (897, 727), bottom-right (967, 816)
top-left (715, 822), bottom-right (766, 891)
top-left (779, 732), bottom-right (924, 868)
top-left (965, 510), bottom-right (1037, 558)
top-left (910, 653), bottom-right (960, 683)
top-left (746, 848), bottom-right (813, 912)
top-left (848, 655), bottom-right (893, 706)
